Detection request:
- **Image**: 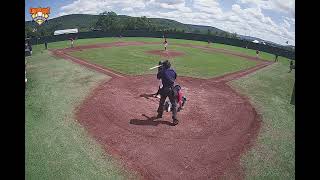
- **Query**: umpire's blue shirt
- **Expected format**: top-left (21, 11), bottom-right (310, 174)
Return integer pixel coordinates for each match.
top-left (157, 68), bottom-right (177, 88)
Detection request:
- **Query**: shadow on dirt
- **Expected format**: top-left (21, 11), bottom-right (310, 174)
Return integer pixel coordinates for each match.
top-left (129, 114), bottom-right (174, 126)
top-left (139, 93), bottom-right (156, 99)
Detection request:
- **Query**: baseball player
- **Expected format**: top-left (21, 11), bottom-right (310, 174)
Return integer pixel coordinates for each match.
top-left (274, 54), bottom-right (279, 62)
top-left (256, 50), bottom-right (259, 58)
top-left (175, 85), bottom-right (187, 111)
top-left (289, 60), bottom-right (295, 73)
top-left (164, 84), bottom-right (187, 112)
top-left (163, 38), bottom-right (168, 51)
top-left (206, 40), bottom-right (211, 47)
top-left (70, 38), bottom-right (74, 48)
top-left (27, 41), bottom-right (32, 55)
top-left (156, 60), bottom-right (179, 125)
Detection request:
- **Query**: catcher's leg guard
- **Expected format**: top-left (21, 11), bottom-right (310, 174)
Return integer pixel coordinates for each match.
top-left (182, 96), bottom-right (187, 107)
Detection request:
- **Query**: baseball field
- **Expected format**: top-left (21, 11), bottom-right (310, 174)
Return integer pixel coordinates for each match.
top-left (26, 37), bottom-right (295, 179)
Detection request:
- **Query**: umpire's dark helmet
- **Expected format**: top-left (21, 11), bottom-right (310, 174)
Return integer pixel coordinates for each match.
top-left (163, 60), bottom-right (171, 69)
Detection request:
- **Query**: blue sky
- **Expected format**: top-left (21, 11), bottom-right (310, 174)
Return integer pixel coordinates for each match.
top-left (25, 0), bottom-right (295, 45)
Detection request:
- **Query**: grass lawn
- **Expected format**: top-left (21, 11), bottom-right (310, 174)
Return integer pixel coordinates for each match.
top-left (230, 58), bottom-right (295, 179)
top-left (25, 51), bottom-right (136, 179)
top-left (69, 44), bottom-right (258, 78)
top-left (212, 43), bottom-right (276, 61)
top-left (31, 37), bottom-right (291, 62)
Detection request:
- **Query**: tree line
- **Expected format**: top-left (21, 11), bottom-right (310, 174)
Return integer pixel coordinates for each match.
top-left (25, 11), bottom-right (239, 39)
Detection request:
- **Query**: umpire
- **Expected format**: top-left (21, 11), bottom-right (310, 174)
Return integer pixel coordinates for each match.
top-left (156, 60), bottom-right (179, 125)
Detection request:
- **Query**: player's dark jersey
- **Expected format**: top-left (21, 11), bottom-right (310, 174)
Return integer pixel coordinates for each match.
top-left (157, 68), bottom-right (176, 88)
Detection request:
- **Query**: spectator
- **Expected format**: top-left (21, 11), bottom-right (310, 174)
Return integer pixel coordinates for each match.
top-left (288, 60), bottom-right (295, 73)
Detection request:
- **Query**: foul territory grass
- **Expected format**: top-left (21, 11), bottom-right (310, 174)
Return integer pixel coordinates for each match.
top-left (31, 37), bottom-right (289, 62)
top-left (25, 51), bottom-right (135, 179)
top-left (230, 60), bottom-right (295, 179)
top-left (69, 44), bottom-right (257, 79)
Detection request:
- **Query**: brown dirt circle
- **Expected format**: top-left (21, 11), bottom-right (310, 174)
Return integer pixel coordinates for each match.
top-left (51, 41), bottom-right (273, 180)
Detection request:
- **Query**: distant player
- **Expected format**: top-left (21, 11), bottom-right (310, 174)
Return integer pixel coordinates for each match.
top-left (69, 38), bottom-right (74, 48)
top-left (256, 50), bottom-right (259, 58)
top-left (274, 54), bottom-right (279, 62)
top-left (207, 40), bottom-right (211, 47)
top-left (288, 60), bottom-right (295, 73)
top-left (163, 38), bottom-right (168, 51)
top-left (25, 40), bottom-right (32, 55)
top-left (44, 41), bottom-right (48, 50)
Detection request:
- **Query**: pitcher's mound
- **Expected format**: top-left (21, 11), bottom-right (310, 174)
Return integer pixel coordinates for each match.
top-left (145, 50), bottom-right (185, 58)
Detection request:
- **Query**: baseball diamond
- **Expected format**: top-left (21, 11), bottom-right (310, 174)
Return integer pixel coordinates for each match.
top-left (49, 40), bottom-right (272, 179)
top-left (26, 37), bottom-right (295, 179)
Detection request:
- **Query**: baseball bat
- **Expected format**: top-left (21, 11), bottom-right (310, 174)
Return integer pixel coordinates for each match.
top-left (149, 64), bottom-right (162, 70)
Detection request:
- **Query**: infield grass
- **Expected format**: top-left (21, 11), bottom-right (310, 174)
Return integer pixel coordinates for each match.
top-left (25, 51), bottom-right (136, 179)
top-left (69, 44), bottom-right (258, 78)
top-left (31, 37), bottom-right (291, 62)
top-left (230, 58), bottom-right (295, 179)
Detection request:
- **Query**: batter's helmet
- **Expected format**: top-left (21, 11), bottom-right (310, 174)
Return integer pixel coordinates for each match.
top-left (163, 60), bottom-right (171, 69)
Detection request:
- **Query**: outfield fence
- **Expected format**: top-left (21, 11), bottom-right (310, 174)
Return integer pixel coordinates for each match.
top-left (28, 30), bottom-right (295, 60)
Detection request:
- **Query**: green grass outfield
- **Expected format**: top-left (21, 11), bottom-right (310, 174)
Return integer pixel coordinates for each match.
top-left (31, 37), bottom-right (291, 62)
top-left (25, 52), bottom-right (137, 179)
top-left (230, 58), bottom-right (295, 179)
top-left (69, 44), bottom-right (257, 78)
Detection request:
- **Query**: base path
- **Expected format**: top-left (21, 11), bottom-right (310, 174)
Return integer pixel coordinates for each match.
top-left (51, 41), bottom-right (273, 179)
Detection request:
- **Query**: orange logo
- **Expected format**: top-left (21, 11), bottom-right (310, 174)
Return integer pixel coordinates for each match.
top-left (29, 7), bottom-right (50, 25)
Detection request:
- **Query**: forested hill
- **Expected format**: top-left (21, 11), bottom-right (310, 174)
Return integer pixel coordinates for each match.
top-left (25, 13), bottom-right (230, 37)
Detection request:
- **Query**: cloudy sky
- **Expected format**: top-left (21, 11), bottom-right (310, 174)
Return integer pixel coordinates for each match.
top-left (25, 0), bottom-right (295, 45)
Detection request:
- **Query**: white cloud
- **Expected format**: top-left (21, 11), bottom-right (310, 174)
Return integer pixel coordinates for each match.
top-left (122, 7), bottom-right (133, 12)
top-left (238, 0), bottom-right (295, 16)
top-left (58, 0), bottom-right (147, 16)
top-left (148, 0), bottom-right (192, 12)
top-left (57, 0), bottom-right (295, 45)
top-left (283, 19), bottom-right (290, 29)
top-left (284, 16), bottom-right (295, 26)
top-left (209, 3), bottom-right (294, 45)
top-left (154, 0), bottom-right (184, 5)
top-left (232, 4), bottom-right (241, 13)
top-left (193, 0), bottom-right (222, 14)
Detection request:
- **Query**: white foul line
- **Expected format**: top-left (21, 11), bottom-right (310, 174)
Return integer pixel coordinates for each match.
top-left (61, 52), bottom-right (124, 78)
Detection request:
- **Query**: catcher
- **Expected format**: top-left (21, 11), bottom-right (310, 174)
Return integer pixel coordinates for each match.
top-left (164, 84), bottom-right (187, 112)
